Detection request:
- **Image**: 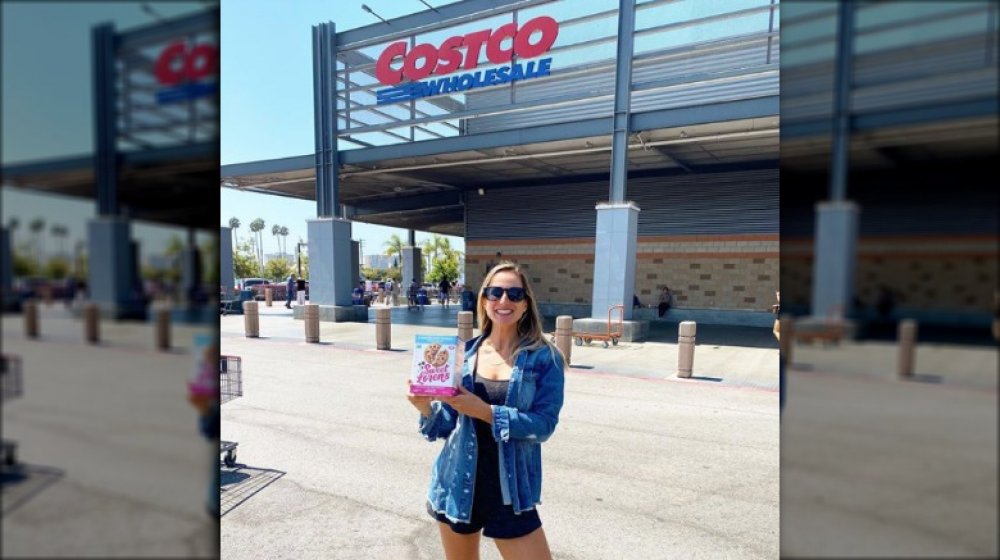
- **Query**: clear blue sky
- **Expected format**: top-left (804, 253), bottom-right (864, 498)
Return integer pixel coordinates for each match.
top-left (221, 0), bottom-right (470, 260)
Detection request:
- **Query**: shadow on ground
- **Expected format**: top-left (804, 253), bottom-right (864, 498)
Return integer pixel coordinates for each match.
top-left (1, 463), bottom-right (66, 514)
top-left (221, 464), bottom-right (286, 517)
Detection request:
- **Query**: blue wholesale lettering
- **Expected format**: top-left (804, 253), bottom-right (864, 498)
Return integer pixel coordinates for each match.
top-left (376, 58), bottom-right (552, 105)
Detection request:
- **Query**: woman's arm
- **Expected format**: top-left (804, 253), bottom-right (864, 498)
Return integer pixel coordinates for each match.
top-left (490, 348), bottom-right (565, 443)
top-left (418, 400), bottom-right (459, 441)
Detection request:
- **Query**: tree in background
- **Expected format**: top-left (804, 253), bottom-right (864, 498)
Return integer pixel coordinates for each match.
top-left (279, 226), bottom-right (289, 258)
top-left (263, 258), bottom-right (292, 281)
top-left (50, 224), bottom-right (69, 257)
top-left (249, 218), bottom-right (265, 271)
top-left (383, 233), bottom-right (405, 270)
top-left (271, 224), bottom-right (281, 260)
top-left (44, 257), bottom-right (71, 280)
top-left (426, 251), bottom-right (461, 284)
top-left (233, 240), bottom-right (260, 279)
top-left (200, 238), bottom-right (218, 287)
top-left (229, 217), bottom-right (241, 249)
top-left (28, 217), bottom-right (45, 268)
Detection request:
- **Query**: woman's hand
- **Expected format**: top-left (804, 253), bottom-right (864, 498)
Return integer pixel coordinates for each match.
top-left (406, 380), bottom-right (434, 418)
top-left (440, 385), bottom-right (492, 423)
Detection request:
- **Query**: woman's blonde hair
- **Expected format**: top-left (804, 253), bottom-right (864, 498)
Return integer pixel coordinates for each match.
top-left (477, 262), bottom-right (562, 363)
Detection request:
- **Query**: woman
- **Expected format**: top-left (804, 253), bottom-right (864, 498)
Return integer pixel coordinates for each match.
top-left (657, 286), bottom-right (673, 317)
top-left (407, 263), bottom-right (565, 560)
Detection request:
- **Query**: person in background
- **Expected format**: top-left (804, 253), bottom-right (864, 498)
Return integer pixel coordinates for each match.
top-left (657, 286), bottom-right (673, 318)
top-left (439, 277), bottom-right (452, 308)
top-left (772, 290), bottom-right (784, 413)
top-left (285, 274), bottom-right (295, 309)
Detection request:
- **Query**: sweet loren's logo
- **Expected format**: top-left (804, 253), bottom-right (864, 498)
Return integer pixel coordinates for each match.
top-left (154, 41), bottom-right (219, 104)
top-left (374, 16), bottom-right (558, 105)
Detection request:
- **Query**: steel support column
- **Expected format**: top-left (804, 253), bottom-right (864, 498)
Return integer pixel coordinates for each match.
top-left (829, 0), bottom-right (855, 201)
top-left (609, 0), bottom-right (636, 202)
top-left (93, 23), bottom-right (118, 216)
top-left (313, 22), bottom-right (339, 218)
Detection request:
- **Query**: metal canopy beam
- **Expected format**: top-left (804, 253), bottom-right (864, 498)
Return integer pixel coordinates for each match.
top-left (608, 0), bottom-right (636, 202)
top-left (313, 22), bottom-right (339, 217)
top-left (116, 8), bottom-right (218, 51)
top-left (348, 191), bottom-right (463, 216)
top-left (781, 98), bottom-right (998, 139)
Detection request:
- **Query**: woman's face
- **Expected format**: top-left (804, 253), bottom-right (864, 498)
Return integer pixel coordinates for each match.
top-left (484, 270), bottom-right (528, 328)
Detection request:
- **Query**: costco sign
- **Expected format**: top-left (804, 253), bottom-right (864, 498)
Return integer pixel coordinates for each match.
top-left (154, 40), bottom-right (218, 104)
top-left (374, 16), bottom-right (558, 105)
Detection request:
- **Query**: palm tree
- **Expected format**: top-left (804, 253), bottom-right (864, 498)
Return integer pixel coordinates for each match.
top-left (8, 217), bottom-right (19, 233)
top-left (50, 224), bottom-right (68, 257)
top-left (249, 218), bottom-right (265, 270)
top-left (384, 233), bottom-right (405, 269)
top-left (29, 217), bottom-right (45, 267)
top-left (271, 224), bottom-right (281, 260)
top-left (228, 217), bottom-right (240, 249)
top-left (279, 226), bottom-right (290, 259)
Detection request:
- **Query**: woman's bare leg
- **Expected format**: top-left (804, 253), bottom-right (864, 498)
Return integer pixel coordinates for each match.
top-left (494, 526), bottom-right (552, 560)
top-left (438, 523), bottom-right (482, 560)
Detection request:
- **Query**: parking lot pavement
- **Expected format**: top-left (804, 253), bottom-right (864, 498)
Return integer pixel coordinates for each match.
top-left (219, 311), bottom-right (780, 559)
top-left (2, 306), bottom-right (217, 558)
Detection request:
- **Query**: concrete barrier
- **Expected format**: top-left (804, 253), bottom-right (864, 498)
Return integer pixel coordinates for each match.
top-left (155, 304), bottom-right (171, 351)
top-left (897, 319), bottom-right (918, 378)
top-left (265, 287), bottom-right (273, 307)
top-left (84, 303), bottom-right (100, 344)
top-left (677, 321), bottom-right (696, 378)
top-left (458, 311), bottom-right (474, 342)
top-left (555, 315), bottom-right (573, 365)
top-left (779, 315), bottom-right (794, 366)
top-left (375, 307), bottom-right (391, 350)
top-left (304, 304), bottom-right (320, 343)
top-left (24, 300), bottom-right (39, 338)
top-left (243, 301), bottom-right (259, 338)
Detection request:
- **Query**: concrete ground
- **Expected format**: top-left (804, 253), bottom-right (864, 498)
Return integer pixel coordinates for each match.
top-left (2, 304), bottom-right (218, 558)
top-left (220, 302), bottom-right (781, 559)
top-left (783, 338), bottom-right (998, 558)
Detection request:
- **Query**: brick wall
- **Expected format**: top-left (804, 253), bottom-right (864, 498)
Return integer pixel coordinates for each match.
top-left (466, 234), bottom-right (779, 312)
top-left (783, 235), bottom-right (998, 313)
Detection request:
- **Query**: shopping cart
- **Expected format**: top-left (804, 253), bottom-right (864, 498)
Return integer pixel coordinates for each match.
top-left (2, 354), bottom-right (24, 467)
top-left (220, 355), bottom-right (243, 467)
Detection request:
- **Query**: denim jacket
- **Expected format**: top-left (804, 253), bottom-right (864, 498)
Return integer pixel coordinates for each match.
top-left (419, 335), bottom-right (565, 524)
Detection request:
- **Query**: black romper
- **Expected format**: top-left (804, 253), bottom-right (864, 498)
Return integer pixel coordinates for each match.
top-left (427, 364), bottom-right (543, 539)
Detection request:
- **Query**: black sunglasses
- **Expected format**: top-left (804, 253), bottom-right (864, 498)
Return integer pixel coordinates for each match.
top-left (481, 286), bottom-right (527, 302)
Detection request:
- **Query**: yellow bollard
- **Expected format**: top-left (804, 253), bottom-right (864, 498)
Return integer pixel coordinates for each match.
top-left (375, 307), bottom-right (391, 350)
top-left (897, 319), bottom-right (918, 378)
top-left (84, 303), bottom-right (100, 344)
top-left (457, 311), bottom-right (474, 343)
top-left (304, 304), bottom-right (320, 343)
top-left (265, 287), bottom-right (273, 307)
top-left (243, 301), bottom-right (259, 338)
top-left (677, 321), bottom-right (696, 378)
top-left (155, 304), bottom-right (171, 351)
top-left (24, 300), bottom-right (39, 338)
top-left (555, 315), bottom-right (573, 366)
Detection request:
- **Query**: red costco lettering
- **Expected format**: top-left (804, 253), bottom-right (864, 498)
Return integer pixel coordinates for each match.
top-left (155, 41), bottom-right (219, 86)
top-left (375, 15), bottom-right (559, 86)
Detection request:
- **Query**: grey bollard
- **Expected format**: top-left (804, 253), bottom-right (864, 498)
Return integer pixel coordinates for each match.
top-left (458, 311), bottom-right (474, 342)
top-left (304, 304), bottom-right (320, 343)
top-left (155, 304), bottom-right (171, 351)
top-left (375, 307), bottom-right (391, 350)
top-left (243, 301), bottom-right (259, 338)
top-left (84, 303), bottom-right (100, 344)
top-left (897, 319), bottom-right (918, 378)
top-left (677, 321), bottom-right (697, 378)
top-left (779, 315), bottom-right (794, 366)
top-left (24, 299), bottom-right (39, 338)
top-left (555, 315), bottom-right (573, 366)
top-left (265, 287), bottom-right (273, 307)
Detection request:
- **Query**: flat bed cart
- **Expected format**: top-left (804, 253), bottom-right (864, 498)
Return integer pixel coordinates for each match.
top-left (573, 305), bottom-right (624, 348)
top-left (220, 355), bottom-right (243, 467)
top-left (2, 354), bottom-right (24, 468)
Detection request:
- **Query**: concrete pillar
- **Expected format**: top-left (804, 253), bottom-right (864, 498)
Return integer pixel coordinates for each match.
top-left (779, 315), bottom-right (794, 367)
top-left (243, 301), bottom-right (259, 338)
top-left (591, 202), bottom-right (639, 320)
top-left (87, 217), bottom-right (140, 319)
top-left (555, 315), bottom-right (573, 366)
top-left (677, 321), bottom-right (696, 378)
top-left (180, 244), bottom-right (202, 306)
top-left (304, 304), bottom-right (320, 343)
top-left (402, 247), bottom-right (423, 288)
top-left (897, 319), bottom-right (917, 379)
top-left (458, 311), bottom-right (473, 342)
top-left (307, 217), bottom-right (353, 306)
top-left (264, 287), bottom-right (273, 307)
top-left (83, 303), bottom-right (100, 344)
top-left (0, 227), bottom-right (12, 310)
top-left (811, 201), bottom-right (859, 320)
top-left (375, 307), bottom-right (391, 350)
top-left (155, 304), bottom-right (171, 351)
top-left (24, 300), bottom-right (39, 338)
top-left (220, 226), bottom-right (234, 296)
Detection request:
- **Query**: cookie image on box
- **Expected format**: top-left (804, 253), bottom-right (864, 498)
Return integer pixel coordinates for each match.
top-left (424, 343), bottom-right (441, 364)
top-left (410, 335), bottom-right (462, 397)
top-left (432, 349), bottom-right (449, 367)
